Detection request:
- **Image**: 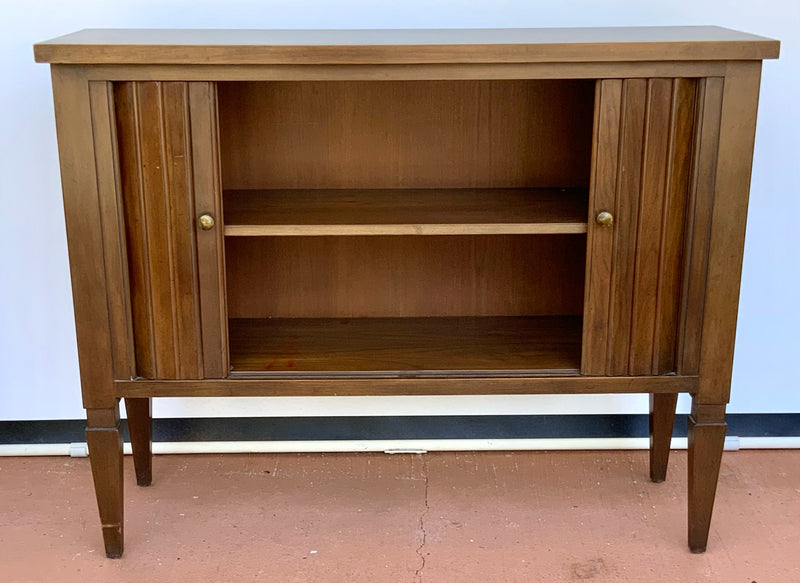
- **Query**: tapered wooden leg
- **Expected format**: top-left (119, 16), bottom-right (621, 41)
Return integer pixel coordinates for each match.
top-left (125, 397), bottom-right (152, 486)
top-left (687, 401), bottom-right (727, 553)
top-left (649, 393), bottom-right (678, 482)
top-left (86, 406), bottom-right (124, 558)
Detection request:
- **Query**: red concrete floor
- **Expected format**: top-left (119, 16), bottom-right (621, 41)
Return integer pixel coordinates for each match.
top-left (0, 450), bottom-right (798, 582)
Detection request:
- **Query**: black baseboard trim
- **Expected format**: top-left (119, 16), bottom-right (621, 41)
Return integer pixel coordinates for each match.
top-left (0, 414), bottom-right (798, 445)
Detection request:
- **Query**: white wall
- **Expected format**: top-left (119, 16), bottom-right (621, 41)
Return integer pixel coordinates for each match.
top-left (1, 0), bottom-right (798, 422)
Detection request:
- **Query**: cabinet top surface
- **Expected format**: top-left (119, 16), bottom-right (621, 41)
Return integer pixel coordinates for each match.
top-left (34, 26), bottom-right (779, 65)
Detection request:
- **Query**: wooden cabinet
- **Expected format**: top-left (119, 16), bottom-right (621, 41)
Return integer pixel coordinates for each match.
top-left (35, 27), bottom-right (779, 557)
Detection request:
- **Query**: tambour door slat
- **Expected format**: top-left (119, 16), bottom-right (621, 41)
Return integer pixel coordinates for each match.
top-left (114, 81), bottom-right (226, 380)
top-left (584, 77), bottom-right (699, 376)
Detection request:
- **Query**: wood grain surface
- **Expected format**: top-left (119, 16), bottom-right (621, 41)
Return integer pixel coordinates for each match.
top-left (188, 83), bottom-right (230, 379)
top-left (50, 67), bottom-right (118, 408)
top-left (38, 25), bottom-right (776, 557)
top-left (676, 78), bottom-right (723, 376)
top-left (34, 27), bottom-right (780, 65)
top-left (581, 79), bottom-right (621, 376)
top-left (115, 81), bottom-right (230, 380)
top-left (85, 406), bottom-right (124, 558)
top-left (225, 234), bottom-right (586, 319)
top-left (218, 80), bottom-right (594, 190)
top-left (223, 188), bottom-right (588, 236)
top-left (123, 397), bottom-right (152, 487)
top-left (649, 392), bottom-right (678, 482)
top-left (115, 81), bottom-right (202, 379)
top-left (695, 62), bottom-right (763, 404)
top-left (229, 316), bottom-right (582, 373)
top-left (88, 81), bottom-right (135, 381)
top-left (582, 78), bottom-right (696, 376)
top-left (115, 375), bottom-right (696, 398)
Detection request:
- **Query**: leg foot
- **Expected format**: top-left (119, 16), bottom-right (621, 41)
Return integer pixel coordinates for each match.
top-left (86, 405), bottom-right (124, 558)
top-left (125, 397), bottom-right (152, 486)
top-left (687, 400), bottom-right (727, 553)
top-left (649, 393), bottom-right (678, 482)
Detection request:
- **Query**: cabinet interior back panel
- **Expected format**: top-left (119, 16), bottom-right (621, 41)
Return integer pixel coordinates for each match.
top-left (225, 235), bottom-right (586, 318)
top-left (217, 80), bottom-right (595, 189)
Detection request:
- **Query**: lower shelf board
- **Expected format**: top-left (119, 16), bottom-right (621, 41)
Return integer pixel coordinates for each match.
top-left (228, 316), bottom-right (582, 375)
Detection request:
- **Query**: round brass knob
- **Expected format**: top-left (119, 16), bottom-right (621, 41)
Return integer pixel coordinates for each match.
top-left (596, 211), bottom-right (614, 227)
top-left (198, 214), bottom-right (215, 230)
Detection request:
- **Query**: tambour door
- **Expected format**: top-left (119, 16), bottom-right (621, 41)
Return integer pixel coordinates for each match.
top-left (113, 81), bottom-right (228, 380)
top-left (582, 77), bottom-right (711, 376)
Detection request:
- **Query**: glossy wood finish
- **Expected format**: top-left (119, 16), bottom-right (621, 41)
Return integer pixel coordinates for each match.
top-left (696, 62), bottom-right (763, 404)
top-left (124, 397), bottom-right (152, 487)
top-left (225, 235), bottom-right (586, 319)
top-left (115, 375), bottom-right (698, 398)
top-left (114, 81), bottom-right (227, 380)
top-left (687, 402), bottom-right (727, 552)
top-left (677, 78), bottom-right (724, 375)
top-left (86, 406), bottom-right (124, 558)
top-left (651, 79), bottom-right (696, 374)
top-left (69, 61), bottom-right (732, 83)
top-left (51, 64), bottom-right (127, 557)
top-left (88, 82), bottom-right (135, 380)
top-left (229, 316), bottom-right (582, 373)
top-left (649, 393), bottom-right (678, 483)
top-left (606, 79), bottom-right (647, 375)
top-left (223, 188), bottom-right (589, 236)
top-left (51, 67), bottom-right (118, 409)
top-left (115, 81), bottom-right (201, 379)
top-left (581, 79), bottom-right (620, 373)
top-left (685, 62), bottom-right (762, 553)
top-left (34, 27), bottom-right (780, 65)
top-left (39, 28), bottom-right (777, 556)
top-left (582, 78), bottom-right (696, 376)
top-left (188, 83), bottom-right (229, 379)
top-left (218, 80), bottom-right (594, 190)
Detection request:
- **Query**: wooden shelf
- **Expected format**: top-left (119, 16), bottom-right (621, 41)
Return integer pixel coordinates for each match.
top-left (228, 316), bottom-right (582, 375)
top-left (223, 188), bottom-right (588, 236)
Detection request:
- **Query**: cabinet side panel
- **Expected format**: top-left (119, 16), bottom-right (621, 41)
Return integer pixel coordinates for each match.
top-left (189, 82), bottom-right (229, 378)
top-left (696, 62), bottom-right (763, 403)
top-left (582, 79), bottom-right (622, 375)
top-left (678, 78), bottom-right (724, 376)
top-left (51, 67), bottom-right (117, 408)
top-left (114, 81), bottom-right (203, 379)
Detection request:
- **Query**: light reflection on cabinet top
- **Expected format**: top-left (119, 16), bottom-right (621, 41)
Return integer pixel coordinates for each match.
top-left (34, 26), bottom-right (779, 65)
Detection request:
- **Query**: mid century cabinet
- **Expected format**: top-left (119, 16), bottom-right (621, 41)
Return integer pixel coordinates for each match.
top-left (35, 27), bottom-right (779, 557)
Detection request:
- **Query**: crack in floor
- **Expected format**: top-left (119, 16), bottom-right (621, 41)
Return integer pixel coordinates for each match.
top-left (413, 456), bottom-right (430, 583)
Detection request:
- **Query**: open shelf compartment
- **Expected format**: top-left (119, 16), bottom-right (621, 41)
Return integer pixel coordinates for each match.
top-left (229, 316), bottom-right (582, 375)
top-left (217, 78), bottom-right (595, 376)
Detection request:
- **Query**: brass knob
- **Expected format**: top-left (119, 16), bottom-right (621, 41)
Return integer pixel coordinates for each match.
top-left (198, 214), bottom-right (215, 230)
top-left (596, 211), bottom-right (614, 227)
